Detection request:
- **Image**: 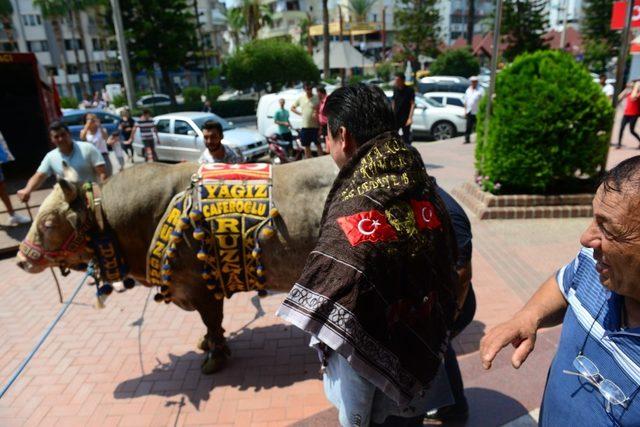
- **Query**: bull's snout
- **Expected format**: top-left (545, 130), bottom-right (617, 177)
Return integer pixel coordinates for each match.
top-left (15, 252), bottom-right (43, 273)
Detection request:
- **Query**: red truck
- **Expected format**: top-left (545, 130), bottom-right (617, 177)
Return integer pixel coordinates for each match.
top-left (0, 52), bottom-right (61, 175)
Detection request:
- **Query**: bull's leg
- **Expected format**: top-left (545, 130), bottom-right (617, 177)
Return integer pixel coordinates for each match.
top-left (196, 298), bottom-right (231, 375)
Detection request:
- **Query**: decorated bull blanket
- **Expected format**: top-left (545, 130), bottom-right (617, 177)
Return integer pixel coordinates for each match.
top-left (277, 132), bottom-right (459, 405)
top-left (147, 163), bottom-right (275, 300)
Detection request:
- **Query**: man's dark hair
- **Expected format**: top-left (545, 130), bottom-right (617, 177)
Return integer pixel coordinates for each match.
top-left (304, 82), bottom-right (314, 90)
top-left (323, 84), bottom-right (396, 146)
top-left (599, 73), bottom-right (607, 80)
top-left (316, 86), bottom-right (327, 95)
top-left (48, 121), bottom-right (69, 134)
top-left (202, 120), bottom-right (223, 135)
top-left (602, 155), bottom-right (640, 195)
top-left (142, 109), bottom-right (151, 116)
top-left (395, 72), bottom-right (405, 80)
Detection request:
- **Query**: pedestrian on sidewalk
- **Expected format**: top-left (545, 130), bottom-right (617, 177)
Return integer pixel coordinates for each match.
top-left (80, 113), bottom-right (112, 177)
top-left (392, 72), bottom-right (415, 145)
top-left (462, 76), bottom-right (484, 144)
top-left (291, 82), bottom-right (320, 159)
top-left (317, 85), bottom-right (329, 153)
top-left (128, 110), bottom-right (160, 162)
top-left (107, 131), bottom-right (125, 172)
top-left (274, 98), bottom-right (293, 144)
top-left (617, 80), bottom-right (640, 149)
top-left (118, 110), bottom-right (135, 162)
top-left (480, 155), bottom-right (640, 426)
top-left (278, 84), bottom-right (459, 426)
top-left (17, 121), bottom-right (107, 203)
top-left (0, 131), bottom-right (30, 226)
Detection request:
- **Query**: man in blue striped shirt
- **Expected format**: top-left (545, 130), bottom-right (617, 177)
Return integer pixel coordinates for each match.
top-left (480, 156), bottom-right (640, 426)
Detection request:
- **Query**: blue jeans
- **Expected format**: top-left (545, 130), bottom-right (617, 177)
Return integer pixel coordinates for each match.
top-left (323, 352), bottom-right (453, 426)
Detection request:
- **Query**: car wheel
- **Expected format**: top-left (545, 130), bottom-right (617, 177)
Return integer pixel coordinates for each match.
top-left (431, 121), bottom-right (456, 140)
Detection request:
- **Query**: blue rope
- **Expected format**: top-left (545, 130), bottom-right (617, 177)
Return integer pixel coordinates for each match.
top-left (0, 270), bottom-right (91, 399)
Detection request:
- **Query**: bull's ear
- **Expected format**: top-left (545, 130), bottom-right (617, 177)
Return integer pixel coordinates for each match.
top-left (58, 178), bottom-right (78, 203)
top-left (62, 161), bottom-right (79, 183)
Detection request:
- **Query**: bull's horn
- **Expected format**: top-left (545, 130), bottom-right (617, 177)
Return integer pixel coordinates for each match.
top-left (57, 178), bottom-right (78, 203)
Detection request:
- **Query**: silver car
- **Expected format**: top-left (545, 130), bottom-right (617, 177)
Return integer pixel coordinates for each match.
top-left (133, 112), bottom-right (268, 162)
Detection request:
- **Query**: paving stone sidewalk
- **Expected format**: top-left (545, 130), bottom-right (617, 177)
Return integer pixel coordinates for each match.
top-left (0, 131), bottom-right (638, 427)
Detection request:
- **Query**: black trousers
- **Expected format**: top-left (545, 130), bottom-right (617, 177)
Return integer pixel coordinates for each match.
top-left (618, 115), bottom-right (640, 146)
top-left (465, 114), bottom-right (477, 143)
top-left (400, 125), bottom-right (412, 145)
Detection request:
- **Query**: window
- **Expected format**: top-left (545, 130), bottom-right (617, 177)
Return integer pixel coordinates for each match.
top-left (173, 120), bottom-right (195, 135)
top-left (45, 66), bottom-right (58, 76)
top-left (372, 13), bottom-right (377, 22)
top-left (97, 113), bottom-right (119, 124)
top-left (61, 114), bottom-right (85, 127)
top-left (447, 98), bottom-right (464, 107)
top-left (431, 96), bottom-right (443, 104)
top-left (66, 64), bottom-right (79, 74)
top-left (92, 38), bottom-right (101, 50)
top-left (156, 119), bottom-right (171, 133)
top-left (1, 42), bottom-right (18, 51)
top-left (64, 39), bottom-right (84, 50)
top-left (27, 40), bottom-right (49, 52)
top-left (22, 14), bottom-right (42, 27)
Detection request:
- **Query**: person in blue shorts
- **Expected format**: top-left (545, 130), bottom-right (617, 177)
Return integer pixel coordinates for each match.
top-left (481, 155), bottom-right (640, 426)
top-left (0, 132), bottom-right (31, 226)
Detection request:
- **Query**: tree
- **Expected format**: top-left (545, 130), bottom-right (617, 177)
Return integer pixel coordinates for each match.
top-left (348, 0), bottom-right (377, 23)
top-left (0, 0), bottom-right (17, 51)
top-left (299, 13), bottom-right (315, 54)
top-left (240, 0), bottom-right (271, 40)
top-left (394, 0), bottom-right (440, 58)
top-left (224, 8), bottom-right (245, 53)
top-left (466, 0), bottom-right (475, 46)
top-left (500, 0), bottom-right (548, 62)
top-left (430, 48), bottom-right (480, 78)
top-left (34, 0), bottom-right (73, 95)
top-left (225, 39), bottom-right (319, 91)
top-left (475, 50), bottom-right (613, 194)
top-left (582, 0), bottom-right (620, 72)
top-left (120, 0), bottom-right (196, 105)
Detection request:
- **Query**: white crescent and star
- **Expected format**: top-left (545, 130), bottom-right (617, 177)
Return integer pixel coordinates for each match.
top-left (357, 218), bottom-right (381, 235)
top-left (421, 207), bottom-right (433, 224)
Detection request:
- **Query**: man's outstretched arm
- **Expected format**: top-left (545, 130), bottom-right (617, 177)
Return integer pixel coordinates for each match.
top-left (480, 274), bottom-right (568, 370)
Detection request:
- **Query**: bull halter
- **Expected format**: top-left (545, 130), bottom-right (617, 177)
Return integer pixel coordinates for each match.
top-left (19, 183), bottom-right (129, 283)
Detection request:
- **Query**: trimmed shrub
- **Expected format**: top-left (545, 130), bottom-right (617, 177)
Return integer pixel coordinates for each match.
top-left (60, 97), bottom-right (79, 109)
top-left (183, 86), bottom-right (204, 105)
top-left (376, 61), bottom-right (395, 81)
top-left (206, 85), bottom-right (223, 102)
top-left (133, 99), bottom-right (257, 118)
top-left (475, 50), bottom-right (614, 195)
top-left (112, 94), bottom-right (127, 108)
top-left (430, 48), bottom-right (480, 78)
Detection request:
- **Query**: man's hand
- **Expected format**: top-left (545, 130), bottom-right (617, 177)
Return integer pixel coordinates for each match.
top-left (17, 188), bottom-right (31, 203)
top-left (480, 311), bottom-right (539, 370)
top-left (405, 117), bottom-right (412, 126)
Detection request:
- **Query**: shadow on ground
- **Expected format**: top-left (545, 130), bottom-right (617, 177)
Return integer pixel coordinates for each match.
top-left (453, 320), bottom-right (486, 356)
top-left (289, 387), bottom-right (530, 427)
top-left (113, 323), bottom-right (320, 409)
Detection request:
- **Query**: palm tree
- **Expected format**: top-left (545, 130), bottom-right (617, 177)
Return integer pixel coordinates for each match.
top-left (69, 0), bottom-right (105, 95)
top-left (240, 0), bottom-right (271, 40)
top-left (34, 0), bottom-right (73, 95)
top-left (299, 13), bottom-right (315, 54)
top-left (224, 7), bottom-right (245, 53)
top-left (347, 0), bottom-right (376, 23)
top-left (0, 0), bottom-right (17, 51)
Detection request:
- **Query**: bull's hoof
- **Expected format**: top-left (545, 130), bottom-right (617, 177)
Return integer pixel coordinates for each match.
top-left (201, 345), bottom-right (231, 375)
top-left (197, 336), bottom-right (210, 352)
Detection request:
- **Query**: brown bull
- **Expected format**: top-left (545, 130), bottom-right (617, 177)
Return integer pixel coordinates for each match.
top-left (16, 157), bottom-right (337, 373)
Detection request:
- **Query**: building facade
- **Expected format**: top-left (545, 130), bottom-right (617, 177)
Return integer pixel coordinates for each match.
top-left (437, 0), bottom-right (494, 45)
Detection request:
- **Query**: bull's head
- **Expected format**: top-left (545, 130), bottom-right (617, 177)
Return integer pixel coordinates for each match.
top-left (16, 165), bottom-right (94, 273)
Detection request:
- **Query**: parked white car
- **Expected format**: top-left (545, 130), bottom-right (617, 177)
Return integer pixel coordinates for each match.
top-left (131, 112), bottom-right (268, 162)
top-left (385, 91), bottom-right (467, 140)
top-left (423, 92), bottom-right (465, 109)
top-left (136, 94), bottom-right (172, 108)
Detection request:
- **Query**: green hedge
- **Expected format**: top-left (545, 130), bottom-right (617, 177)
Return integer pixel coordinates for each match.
top-left (476, 50), bottom-right (613, 194)
top-left (133, 99), bottom-right (257, 118)
top-left (430, 48), bottom-right (480, 78)
top-left (183, 86), bottom-right (204, 105)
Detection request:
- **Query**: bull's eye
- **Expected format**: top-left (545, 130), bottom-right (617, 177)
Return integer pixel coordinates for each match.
top-left (44, 220), bottom-right (54, 229)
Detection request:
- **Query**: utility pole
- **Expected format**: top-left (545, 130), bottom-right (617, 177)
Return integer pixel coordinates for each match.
top-left (483, 0), bottom-right (503, 145)
top-left (559, 0), bottom-right (568, 49)
top-left (613, 0), bottom-right (635, 109)
top-left (193, 0), bottom-right (209, 91)
top-left (110, 0), bottom-right (135, 110)
top-left (381, 6), bottom-right (386, 59)
top-left (466, 0), bottom-right (475, 46)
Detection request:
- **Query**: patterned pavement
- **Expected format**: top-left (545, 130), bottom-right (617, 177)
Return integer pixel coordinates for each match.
top-left (0, 126), bottom-right (638, 426)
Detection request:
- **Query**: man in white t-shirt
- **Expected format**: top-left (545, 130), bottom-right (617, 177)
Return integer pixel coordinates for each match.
top-left (599, 74), bottom-right (614, 101)
top-left (462, 76), bottom-right (484, 144)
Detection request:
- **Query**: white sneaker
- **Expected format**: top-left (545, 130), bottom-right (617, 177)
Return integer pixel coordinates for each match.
top-left (9, 213), bottom-right (31, 226)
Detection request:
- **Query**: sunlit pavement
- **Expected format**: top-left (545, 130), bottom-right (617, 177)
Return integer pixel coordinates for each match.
top-left (0, 123), bottom-right (638, 426)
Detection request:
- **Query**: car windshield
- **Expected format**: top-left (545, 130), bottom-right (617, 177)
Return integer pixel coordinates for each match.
top-left (193, 114), bottom-right (234, 131)
top-left (417, 96), bottom-right (443, 108)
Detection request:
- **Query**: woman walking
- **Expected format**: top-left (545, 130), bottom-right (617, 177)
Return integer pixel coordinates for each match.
top-left (617, 80), bottom-right (640, 149)
top-left (81, 113), bottom-right (113, 177)
top-left (119, 110), bottom-right (135, 162)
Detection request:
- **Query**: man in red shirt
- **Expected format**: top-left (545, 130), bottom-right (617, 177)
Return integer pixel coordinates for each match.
top-left (617, 80), bottom-right (640, 149)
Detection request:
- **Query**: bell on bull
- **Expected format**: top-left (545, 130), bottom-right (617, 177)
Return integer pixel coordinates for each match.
top-left (16, 158), bottom-right (337, 374)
